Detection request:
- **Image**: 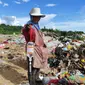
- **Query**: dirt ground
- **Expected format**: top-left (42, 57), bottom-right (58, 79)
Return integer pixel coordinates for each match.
top-left (0, 34), bottom-right (29, 85)
top-left (0, 34), bottom-right (85, 85)
top-left (0, 34), bottom-right (52, 85)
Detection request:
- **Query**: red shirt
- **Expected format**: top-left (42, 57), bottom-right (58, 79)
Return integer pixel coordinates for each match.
top-left (22, 25), bottom-right (35, 43)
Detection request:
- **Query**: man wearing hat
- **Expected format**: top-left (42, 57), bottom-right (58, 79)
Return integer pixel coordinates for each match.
top-left (22, 8), bottom-right (48, 85)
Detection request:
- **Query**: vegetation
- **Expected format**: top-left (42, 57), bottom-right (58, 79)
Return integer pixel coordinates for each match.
top-left (0, 24), bottom-right (85, 40)
top-left (41, 27), bottom-right (85, 41)
top-left (0, 24), bottom-right (22, 34)
top-left (41, 28), bottom-right (84, 36)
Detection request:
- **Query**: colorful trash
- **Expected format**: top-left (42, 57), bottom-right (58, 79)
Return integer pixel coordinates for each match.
top-left (78, 75), bottom-right (85, 83)
top-left (81, 59), bottom-right (85, 63)
top-left (68, 75), bottom-right (76, 80)
top-left (0, 44), bottom-right (5, 48)
top-left (67, 44), bottom-right (72, 50)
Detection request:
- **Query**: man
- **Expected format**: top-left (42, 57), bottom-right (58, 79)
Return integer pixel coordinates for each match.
top-left (22, 8), bottom-right (48, 85)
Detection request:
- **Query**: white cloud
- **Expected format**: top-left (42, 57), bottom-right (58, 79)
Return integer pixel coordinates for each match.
top-left (0, 1), bottom-right (9, 7)
top-left (2, 16), bottom-right (17, 25)
top-left (39, 14), bottom-right (85, 32)
top-left (0, 14), bottom-right (85, 32)
top-left (14, 1), bottom-right (21, 4)
top-left (0, 18), bottom-right (2, 24)
top-left (0, 14), bottom-right (56, 26)
top-left (14, 0), bottom-right (30, 4)
top-left (34, 4), bottom-right (39, 7)
top-left (40, 21), bottom-right (85, 32)
top-left (22, 0), bottom-right (30, 2)
top-left (46, 4), bottom-right (56, 7)
top-left (40, 14), bottom-right (57, 23)
top-left (57, 21), bottom-right (85, 31)
top-left (3, 3), bottom-right (9, 7)
top-left (0, 16), bottom-right (29, 26)
top-left (16, 17), bottom-right (30, 26)
top-left (40, 14), bottom-right (57, 27)
top-left (0, 0), bottom-right (2, 4)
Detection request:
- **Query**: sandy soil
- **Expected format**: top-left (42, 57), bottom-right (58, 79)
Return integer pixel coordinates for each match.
top-left (0, 34), bottom-right (52, 85)
top-left (0, 34), bottom-right (29, 85)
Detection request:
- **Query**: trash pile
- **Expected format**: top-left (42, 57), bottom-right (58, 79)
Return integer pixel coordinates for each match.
top-left (0, 34), bottom-right (85, 85)
top-left (0, 35), bottom-right (26, 58)
top-left (41, 37), bottom-right (85, 85)
top-left (42, 70), bottom-right (85, 85)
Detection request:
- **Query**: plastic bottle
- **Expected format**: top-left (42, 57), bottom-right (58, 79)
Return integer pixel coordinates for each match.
top-left (27, 42), bottom-right (34, 57)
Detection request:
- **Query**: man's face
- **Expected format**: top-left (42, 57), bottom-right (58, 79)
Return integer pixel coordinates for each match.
top-left (32, 16), bottom-right (41, 23)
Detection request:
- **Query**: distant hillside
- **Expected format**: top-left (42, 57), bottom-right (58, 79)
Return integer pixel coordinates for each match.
top-left (0, 24), bottom-right (84, 37)
top-left (0, 24), bottom-right (22, 34)
top-left (41, 27), bottom-right (84, 37)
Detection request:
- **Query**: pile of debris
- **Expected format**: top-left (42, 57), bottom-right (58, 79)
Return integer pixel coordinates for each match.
top-left (44, 38), bottom-right (85, 85)
top-left (0, 34), bottom-right (85, 85)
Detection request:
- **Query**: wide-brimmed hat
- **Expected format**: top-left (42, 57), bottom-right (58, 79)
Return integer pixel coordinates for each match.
top-left (29, 8), bottom-right (45, 17)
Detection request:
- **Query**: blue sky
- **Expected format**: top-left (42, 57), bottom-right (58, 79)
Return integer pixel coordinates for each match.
top-left (0, 0), bottom-right (85, 32)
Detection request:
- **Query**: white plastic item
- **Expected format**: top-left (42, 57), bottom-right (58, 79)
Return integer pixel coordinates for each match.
top-left (27, 42), bottom-right (34, 56)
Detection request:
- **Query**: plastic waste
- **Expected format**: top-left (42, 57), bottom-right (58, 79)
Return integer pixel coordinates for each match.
top-left (0, 44), bottom-right (5, 48)
top-left (68, 75), bottom-right (76, 80)
top-left (27, 42), bottom-right (34, 56)
top-left (81, 59), bottom-right (85, 63)
top-left (67, 44), bottom-right (72, 50)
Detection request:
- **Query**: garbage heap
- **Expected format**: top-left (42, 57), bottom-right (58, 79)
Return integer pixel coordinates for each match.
top-left (0, 34), bottom-right (85, 85)
top-left (42, 38), bottom-right (85, 85)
